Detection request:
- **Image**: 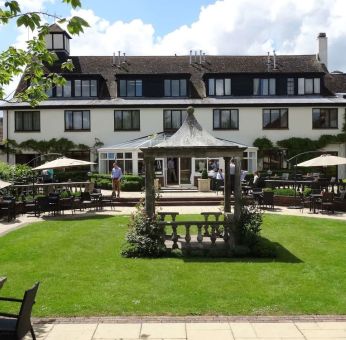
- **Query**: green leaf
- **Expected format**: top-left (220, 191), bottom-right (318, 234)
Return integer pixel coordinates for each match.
top-left (62, 0), bottom-right (81, 9)
top-left (5, 1), bottom-right (20, 14)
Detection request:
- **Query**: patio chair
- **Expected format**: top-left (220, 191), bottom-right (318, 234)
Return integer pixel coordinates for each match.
top-left (80, 192), bottom-right (93, 210)
top-left (321, 192), bottom-right (335, 214)
top-left (21, 196), bottom-right (38, 217)
top-left (0, 282), bottom-right (40, 340)
top-left (214, 179), bottom-right (224, 195)
top-left (261, 191), bottom-right (274, 210)
top-left (35, 196), bottom-right (50, 216)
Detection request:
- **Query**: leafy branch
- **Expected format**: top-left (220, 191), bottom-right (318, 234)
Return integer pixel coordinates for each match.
top-left (0, 1), bottom-right (89, 106)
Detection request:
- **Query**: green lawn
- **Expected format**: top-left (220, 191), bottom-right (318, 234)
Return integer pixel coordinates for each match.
top-left (0, 214), bottom-right (345, 316)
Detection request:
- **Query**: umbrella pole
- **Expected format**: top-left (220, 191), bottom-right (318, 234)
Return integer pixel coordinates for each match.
top-left (288, 158), bottom-right (301, 209)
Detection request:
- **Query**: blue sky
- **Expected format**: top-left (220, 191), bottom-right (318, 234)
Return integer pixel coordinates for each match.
top-left (0, 0), bottom-right (216, 52)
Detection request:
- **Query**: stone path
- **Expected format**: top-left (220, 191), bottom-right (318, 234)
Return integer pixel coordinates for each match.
top-left (26, 318), bottom-right (346, 339)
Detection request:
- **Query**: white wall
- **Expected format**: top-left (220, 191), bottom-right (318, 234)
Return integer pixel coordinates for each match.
top-left (6, 105), bottom-right (345, 151)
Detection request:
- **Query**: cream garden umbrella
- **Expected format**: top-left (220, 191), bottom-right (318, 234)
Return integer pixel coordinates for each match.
top-left (32, 157), bottom-right (95, 171)
top-left (0, 179), bottom-right (12, 189)
top-left (297, 154), bottom-right (346, 167)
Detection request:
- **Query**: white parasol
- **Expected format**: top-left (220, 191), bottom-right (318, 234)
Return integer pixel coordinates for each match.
top-left (32, 157), bottom-right (95, 171)
top-left (297, 154), bottom-right (346, 167)
top-left (0, 179), bottom-right (12, 189)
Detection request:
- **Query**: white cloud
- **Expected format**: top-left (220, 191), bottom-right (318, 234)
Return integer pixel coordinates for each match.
top-left (4, 0), bottom-right (346, 100)
top-left (65, 0), bottom-right (346, 72)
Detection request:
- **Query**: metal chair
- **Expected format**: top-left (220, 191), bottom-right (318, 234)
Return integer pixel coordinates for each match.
top-left (321, 192), bottom-right (335, 214)
top-left (0, 282), bottom-right (40, 340)
top-left (261, 191), bottom-right (274, 210)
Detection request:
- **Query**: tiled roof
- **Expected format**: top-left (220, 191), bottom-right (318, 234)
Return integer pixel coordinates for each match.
top-left (324, 73), bottom-right (346, 94)
top-left (14, 54), bottom-right (329, 99)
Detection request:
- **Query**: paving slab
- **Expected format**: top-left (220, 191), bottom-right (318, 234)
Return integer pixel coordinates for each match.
top-left (93, 323), bottom-right (141, 339)
top-left (140, 322), bottom-right (186, 339)
top-left (230, 322), bottom-right (257, 338)
top-left (251, 323), bottom-right (304, 338)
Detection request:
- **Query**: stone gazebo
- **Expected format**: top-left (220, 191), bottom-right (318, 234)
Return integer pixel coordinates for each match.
top-left (141, 106), bottom-right (246, 220)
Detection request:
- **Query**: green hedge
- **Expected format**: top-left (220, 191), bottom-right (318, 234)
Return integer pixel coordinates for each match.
top-left (0, 162), bottom-right (33, 183)
top-left (89, 173), bottom-right (144, 191)
top-left (54, 170), bottom-right (89, 182)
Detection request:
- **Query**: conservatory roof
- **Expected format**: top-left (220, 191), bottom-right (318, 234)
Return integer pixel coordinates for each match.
top-left (98, 132), bottom-right (250, 153)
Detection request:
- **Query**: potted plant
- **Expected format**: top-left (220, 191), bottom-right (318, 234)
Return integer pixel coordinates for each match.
top-left (197, 169), bottom-right (211, 192)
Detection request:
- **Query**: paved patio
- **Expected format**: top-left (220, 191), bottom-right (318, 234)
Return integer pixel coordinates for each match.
top-left (1, 190), bottom-right (345, 237)
top-left (27, 318), bottom-right (346, 339)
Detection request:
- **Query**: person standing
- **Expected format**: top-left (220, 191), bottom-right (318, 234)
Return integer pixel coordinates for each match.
top-left (111, 162), bottom-right (123, 197)
top-left (216, 168), bottom-right (224, 180)
top-left (167, 158), bottom-right (177, 182)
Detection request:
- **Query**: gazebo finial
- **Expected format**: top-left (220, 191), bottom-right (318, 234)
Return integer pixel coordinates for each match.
top-left (187, 106), bottom-right (194, 115)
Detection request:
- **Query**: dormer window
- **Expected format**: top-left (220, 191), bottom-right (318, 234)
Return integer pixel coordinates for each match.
top-left (44, 24), bottom-right (71, 58)
top-left (119, 79), bottom-right (142, 97)
top-left (298, 78), bottom-right (320, 95)
top-left (164, 79), bottom-right (187, 97)
top-left (208, 78), bottom-right (231, 96)
top-left (75, 80), bottom-right (97, 97)
top-left (46, 79), bottom-right (97, 98)
top-left (253, 78), bottom-right (276, 96)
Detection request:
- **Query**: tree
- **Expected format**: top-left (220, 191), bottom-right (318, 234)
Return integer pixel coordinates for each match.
top-left (0, 0), bottom-right (89, 106)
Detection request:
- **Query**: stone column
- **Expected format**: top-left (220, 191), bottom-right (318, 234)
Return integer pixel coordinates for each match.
top-left (223, 156), bottom-right (231, 213)
top-left (234, 157), bottom-right (242, 222)
top-left (144, 156), bottom-right (155, 217)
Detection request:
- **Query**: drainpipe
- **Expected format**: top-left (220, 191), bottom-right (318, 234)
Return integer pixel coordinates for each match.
top-left (5, 109), bottom-right (9, 163)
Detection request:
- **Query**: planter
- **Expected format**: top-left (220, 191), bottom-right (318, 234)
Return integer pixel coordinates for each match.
top-left (197, 178), bottom-right (211, 192)
top-left (154, 178), bottom-right (160, 191)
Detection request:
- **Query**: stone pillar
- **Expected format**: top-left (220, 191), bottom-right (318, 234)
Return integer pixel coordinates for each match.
top-left (234, 157), bottom-right (242, 222)
top-left (223, 157), bottom-right (231, 213)
top-left (144, 156), bottom-right (155, 217)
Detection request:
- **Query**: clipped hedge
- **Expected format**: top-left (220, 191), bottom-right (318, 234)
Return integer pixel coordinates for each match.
top-left (89, 173), bottom-right (144, 191)
top-left (54, 170), bottom-right (89, 182)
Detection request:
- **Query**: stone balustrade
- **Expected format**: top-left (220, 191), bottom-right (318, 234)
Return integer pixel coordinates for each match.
top-left (158, 220), bottom-right (230, 249)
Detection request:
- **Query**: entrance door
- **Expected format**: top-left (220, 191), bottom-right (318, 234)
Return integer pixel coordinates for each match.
top-left (166, 157), bottom-right (178, 185)
top-left (179, 158), bottom-right (191, 185)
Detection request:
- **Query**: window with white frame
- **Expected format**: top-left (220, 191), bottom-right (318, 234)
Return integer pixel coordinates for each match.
top-left (298, 78), bottom-right (320, 95)
top-left (253, 78), bottom-right (276, 96)
top-left (208, 78), bottom-right (231, 96)
top-left (119, 79), bottom-right (142, 97)
top-left (115, 152), bottom-right (133, 174)
top-left (287, 78), bottom-right (294, 95)
top-left (164, 79), bottom-right (187, 97)
top-left (242, 151), bottom-right (257, 173)
top-left (74, 79), bottom-right (97, 97)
